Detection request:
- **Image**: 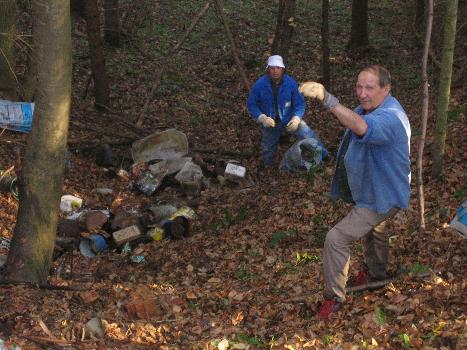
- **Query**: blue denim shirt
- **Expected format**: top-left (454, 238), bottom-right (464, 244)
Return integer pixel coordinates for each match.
top-left (247, 74), bottom-right (305, 126)
top-left (331, 95), bottom-right (411, 214)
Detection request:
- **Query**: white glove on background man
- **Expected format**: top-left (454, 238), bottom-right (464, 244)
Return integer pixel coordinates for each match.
top-left (286, 116), bottom-right (301, 132)
top-left (299, 82), bottom-right (339, 110)
top-left (257, 114), bottom-right (275, 128)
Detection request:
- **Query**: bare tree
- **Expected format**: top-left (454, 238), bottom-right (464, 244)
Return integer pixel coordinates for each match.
top-left (432, 0), bottom-right (458, 178)
top-left (84, 0), bottom-right (110, 109)
top-left (348, 0), bottom-right (369, 49)
top-left (271, 0), bottom-right (296, 62)
top-left (0, 0), bottom-right (17, 98)
top-left (416, 0), bottom-right (434, 231)
top-left (2, 0), bottom-right (72, 284)
top-left (104, 0), bottom-right (120, 47)
top-left (321, 0), bottom-right (330, 89)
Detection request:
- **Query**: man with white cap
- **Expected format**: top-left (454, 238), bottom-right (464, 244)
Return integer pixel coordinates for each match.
top-left (247, 55), bottom-right (328, 166)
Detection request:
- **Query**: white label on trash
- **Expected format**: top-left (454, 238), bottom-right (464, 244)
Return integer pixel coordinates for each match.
top-left (224, 163), bottom-right (246, 179)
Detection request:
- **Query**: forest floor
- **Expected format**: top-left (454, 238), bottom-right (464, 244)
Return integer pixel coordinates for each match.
top-left (0, 1), bottom-right (466, 349)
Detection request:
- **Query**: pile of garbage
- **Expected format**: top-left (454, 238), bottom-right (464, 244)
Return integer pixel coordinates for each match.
top-left (55, 129), bottom-right (248, 259)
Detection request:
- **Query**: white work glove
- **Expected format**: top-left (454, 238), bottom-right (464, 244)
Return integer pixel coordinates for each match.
top-left (286, 116), bottom-right (301, 132)
top-left (257, 114), bottom-right (275, 128)
top-left (299, 82), bottom-right (339, 110)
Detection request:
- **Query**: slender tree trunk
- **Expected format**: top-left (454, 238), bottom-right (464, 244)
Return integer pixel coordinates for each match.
top-left (214, 0), bottom-right (250, 92)
top-left (2, 0), bottom-right (72, 284)
top-left (417, 0), bottom-right (433, 232)
top-left (104, 0), bottom-right (120, 47)
top-left (321, 0), bottom-right (330, 89)
top-left (0, 0), bottom-right (17, 98)
top-left (432, 0), bottom-right (458, 178)
top-left (271, 0), bottom-right (295, 62)
top-left (84, 0), bottom-right (110, 109)
top-left (348, 0), bottom-right (369, 49)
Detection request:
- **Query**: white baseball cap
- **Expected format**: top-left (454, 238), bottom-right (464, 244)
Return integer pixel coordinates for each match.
top-left (267, 55), bottom-right (285, 68)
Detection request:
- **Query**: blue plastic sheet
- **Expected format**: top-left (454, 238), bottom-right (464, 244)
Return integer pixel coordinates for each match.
top-left (0, 100), bottom-right (34, 133)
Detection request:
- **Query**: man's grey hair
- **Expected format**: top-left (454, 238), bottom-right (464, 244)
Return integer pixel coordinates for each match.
top-left (361, 65), bottom-right (391, 87)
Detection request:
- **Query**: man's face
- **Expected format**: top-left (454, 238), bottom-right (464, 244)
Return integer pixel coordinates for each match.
top-left (355, 70), bottom-right (390, 113)
top-left (268, 66), bottom-right (285, 83)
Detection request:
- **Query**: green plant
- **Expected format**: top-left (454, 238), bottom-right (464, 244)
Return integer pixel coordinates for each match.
top-left (323, 334), bottom-right (334, 345)
top-left (448, 104), bottom-right (466, 121)
top-left (235, 333), bottom-right (264, 346)
top-left (375, 306), bottom-right (386, 326)
top-left (295, 252), bottom-right (320, 265)
top-left (400, 333), bottom-right (411, 348)
top-left (270, 229), bottom-right (297, 247)
top-left (454, 185), bottom-right (467, 199)
top-left (314, 227), bottom-right (327, 247)
top-left (236, 263), bottom-right (251, 281)
top-left (409, 262), bottom-right (430, 275)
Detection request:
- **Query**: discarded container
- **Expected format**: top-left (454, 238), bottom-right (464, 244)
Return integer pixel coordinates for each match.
top-left (112, 225), bottom-right (142, 245)
top-left (60, 195), bottom-right (83, 213)
top-left (149, 157), bottom-right (192, 176)
top-left (224, 163), bottom-right (246, 182)
top-left (0, 99), bottom-right (34, 133)
top-left (134, 171), bottom-right (165, 195)
top-left (79, 234), bottom-right (108, 258)
top-left (0, 171), bottom-right (18, 200)
top-left (96, 187), bottom-right (114, 195)
top-left (84, 317), bottom-right (105, 338)
top-left (131, 129), bottom-right (189, 163)
top-left (174, 160), bottom-right (203, 194)
top-left (130, 255), bottom-right (146, 263)
top-left (147, 204), bottom-right (177, 224)
top-left (450, 200), bottom-right (467, 239)
top-left (280, 138), bottom-right (323, 172)
top-left (147, 227), bottom-right (164, 241)
top-left (0, 338), bottom-right (22, 349)
top-left (0, 238), bottom-right (10, 250)
top-left (162, 216), bottom-right (190, 239)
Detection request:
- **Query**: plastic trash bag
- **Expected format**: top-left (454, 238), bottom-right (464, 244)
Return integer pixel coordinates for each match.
top-left (0, 100), bottom-right (34, 133)
top-left (450, 200), bottom-right (467, 239)
top-left (280, 138), bottom-right (323, 172)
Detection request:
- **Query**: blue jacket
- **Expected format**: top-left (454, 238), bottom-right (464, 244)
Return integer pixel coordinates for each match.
top-left (331, 95), bottom-right (411, 214)
top-left (247, 74), bottom-right (305, 126)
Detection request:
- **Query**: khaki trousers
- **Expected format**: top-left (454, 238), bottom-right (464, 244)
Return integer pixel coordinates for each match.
top-left (323, 207), bottom-right (398, 302)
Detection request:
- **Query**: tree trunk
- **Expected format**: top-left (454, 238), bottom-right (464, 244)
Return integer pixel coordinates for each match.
top-left (214, 0), bottom-right (250, 92)
top-left (70, 0), bottom-right (85, 17)
top-left (416, 0), bottom-right (433, 232)
top-left (104, 0), bottom-right (120, 47)
top-left (432, 0), bottom-right (458, 178)
top-left (0, 0), bottom-right (17, 98)
top-left (321, 0), bottom-right (330, 89)
top-left (348, 0), bottom-right (369, 49)
top-left (2, 0), bottom-right (72, 284)
top-left (415, 0), bottom-right (425, 28)
top-left (84, 0), bottom-right (110, 109)
top-left (271, 0), bottom-right (295, 62)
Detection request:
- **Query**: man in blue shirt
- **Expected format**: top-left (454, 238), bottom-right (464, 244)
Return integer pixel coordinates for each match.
top-left (247, 55), bottom-right (327, 166)
top-left (300, 65), bottom-right (411, 321)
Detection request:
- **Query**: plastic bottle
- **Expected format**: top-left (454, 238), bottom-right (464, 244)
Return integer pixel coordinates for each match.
top-left (0, 339), bottom-right (22, 350)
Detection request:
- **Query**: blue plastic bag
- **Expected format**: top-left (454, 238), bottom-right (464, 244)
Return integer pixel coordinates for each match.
top-left (0, 100), bottom-right (34, 133)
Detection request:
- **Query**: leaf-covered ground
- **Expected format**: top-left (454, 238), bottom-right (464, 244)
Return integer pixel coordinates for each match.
top-left (0, 1), bottom-right (465, 349)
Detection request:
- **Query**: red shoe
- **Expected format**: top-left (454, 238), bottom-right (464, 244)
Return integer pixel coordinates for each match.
top-left (317, 300), bottom-right (341, 321)
top-left (351, 270), bottom-right (370, 286)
